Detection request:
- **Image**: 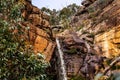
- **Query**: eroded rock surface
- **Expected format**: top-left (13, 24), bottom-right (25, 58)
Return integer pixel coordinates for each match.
top-left (21, 0), bottom-right (55, 61)
top-left (52, 0), bottom-right (120, 79)
top-left (71, 0), bottom-right (120, 58)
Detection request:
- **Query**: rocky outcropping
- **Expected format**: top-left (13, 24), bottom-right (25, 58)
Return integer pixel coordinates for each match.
top-left (53, 30), bottom-right (104, 80)
top-left (71, 0), bottom-right (120, 58)
top-left (95, 26), bottom-right (120, 58)
top-left (51, 0), bottom-right (120, 79)
top-left (21, 0), bottom-right (55, 61)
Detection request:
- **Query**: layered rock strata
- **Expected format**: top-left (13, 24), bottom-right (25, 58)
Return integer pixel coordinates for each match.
top-left (71, 0), bottom-right (120, 58)
top-left (21, 0), bottom-right (55, 61)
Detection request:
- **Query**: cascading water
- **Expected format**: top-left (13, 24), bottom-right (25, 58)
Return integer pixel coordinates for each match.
top-left (56, 37), bottom-right (67, 80)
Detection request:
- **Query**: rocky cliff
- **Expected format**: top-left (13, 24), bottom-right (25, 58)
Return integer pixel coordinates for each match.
top-left (71, 0), bottom-right (120, 58)
top-left (52, 0), bottom-right (120, 79)
top-left (21, 0), bottom-right (55, 61)
top-left (21, 0), bottom-right (120, 79)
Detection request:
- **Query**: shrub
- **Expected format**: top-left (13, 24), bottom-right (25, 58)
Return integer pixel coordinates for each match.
top-left (0, 0), bottom-right (49, 80)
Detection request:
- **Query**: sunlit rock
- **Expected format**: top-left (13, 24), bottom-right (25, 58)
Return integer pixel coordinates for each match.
top-left (21, 0), bottom-right (55, 61)
top-left (95, 26), bottom-right (120, 58)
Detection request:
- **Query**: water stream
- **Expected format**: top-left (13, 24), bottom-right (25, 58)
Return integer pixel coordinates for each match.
top-left (56, 37), bottom-right (67, 80)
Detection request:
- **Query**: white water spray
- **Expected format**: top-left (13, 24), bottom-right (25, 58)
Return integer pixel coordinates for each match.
top-left (56, 37), bottom-right (67, 80)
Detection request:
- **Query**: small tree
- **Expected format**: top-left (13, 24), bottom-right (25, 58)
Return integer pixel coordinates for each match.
top-left (0, 0), bottom-right (49, 80)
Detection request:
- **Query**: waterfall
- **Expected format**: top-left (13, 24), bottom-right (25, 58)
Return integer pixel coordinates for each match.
top-left (56, 37), bottom-right (67, 80)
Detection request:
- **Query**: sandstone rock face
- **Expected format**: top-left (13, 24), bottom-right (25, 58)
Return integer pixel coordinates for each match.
top-left (71, 0), bottom-right (120, 58)
top-left (21, 0), bottom-right (55, 61)
top-left (95, 25), bottom-right (120, 58)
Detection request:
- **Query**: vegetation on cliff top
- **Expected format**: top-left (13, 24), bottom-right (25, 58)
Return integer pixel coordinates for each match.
top-left (41, 3), bottom-right (80, 30)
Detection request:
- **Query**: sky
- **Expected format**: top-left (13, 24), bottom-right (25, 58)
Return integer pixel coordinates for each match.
top-left (32, 0), bottom-right (82, 10)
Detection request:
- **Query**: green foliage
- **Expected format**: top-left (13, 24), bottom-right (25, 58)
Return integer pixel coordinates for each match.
top-left (0, 0), bottom-right (49, 80)
top-left (41, 3), bottom-right (79, 28)
top-left (41, 7), bottom-right (52, 15)
top-left (88, 7), bottom-right (95, 13)
top-left (76, 25), bottom-right (84, 31)
top-left (70, 75), bottom-right (86, 80)
top-left (60, 18), bottom-right (70, 30)
top-left (59, 7), bottom-right (71, 19)
top-left (60, 3), bottom-right (79, 20)
top-left (65, 48), bottom-right (77, 54)
top-left (0, 51), bottom-right (48, 80)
